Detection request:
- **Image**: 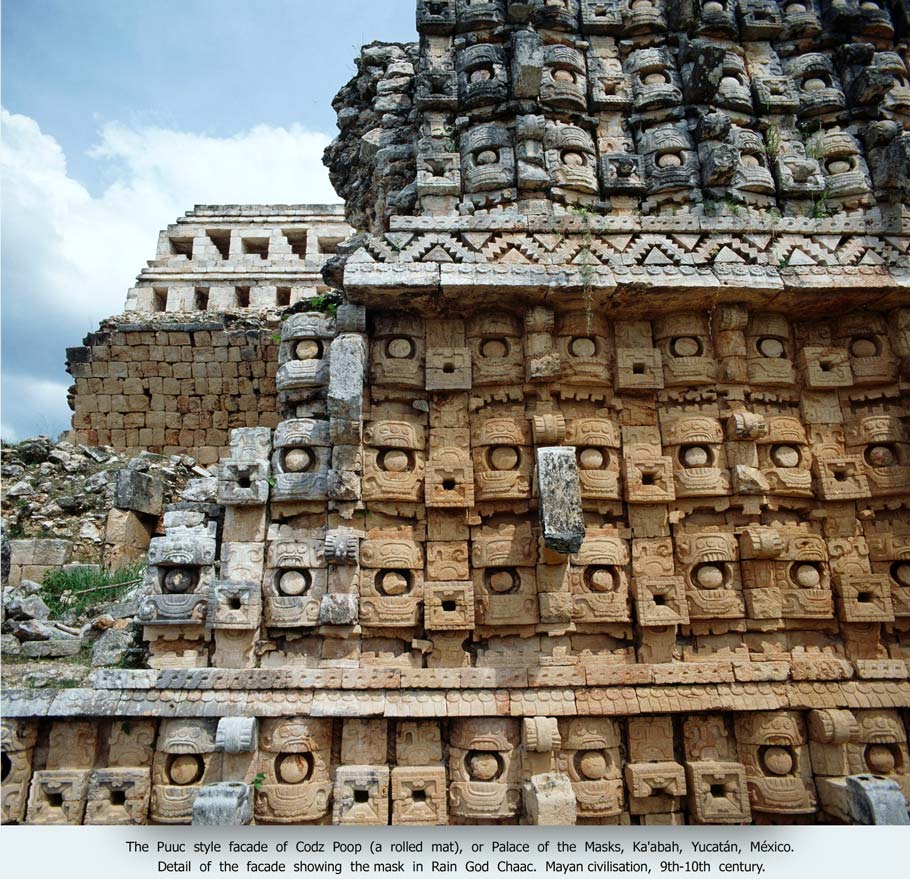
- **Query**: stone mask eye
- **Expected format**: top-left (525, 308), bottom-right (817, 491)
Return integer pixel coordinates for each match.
top-left (802, 75), bottom-right (829, 92)
top-left (657, 151), bottom-right (684, 168)
top-left (476, 149), bottom-right (499, 165)
top-left (643, 71), bottom-right (669, 86)
top-left (562, 150), bottom-right (587, 167)
top-left (825, 156), bottom-right (854, 174)
top-left (552, 68), bottom-right (577, 84)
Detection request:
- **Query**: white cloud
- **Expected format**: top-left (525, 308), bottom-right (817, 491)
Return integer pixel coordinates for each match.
top-left (1, 108), bottom-right (339, 441)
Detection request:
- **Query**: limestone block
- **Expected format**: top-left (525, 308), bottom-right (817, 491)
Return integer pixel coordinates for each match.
top-left (391, 766), bottom-right (447, 825)
top-left (26, 770), bottom-right (90, 825)
top-left (192, 782), bottom-right (253, 826)
top-left (626, 762), bottom-right (687, 815)
top-left (216, 718), bottom-right (258, 754)
top-left (332, 766), bottom-right (390, 825)
top-left (523, 772), bottom-right (577, 825)
top-left (47, 721), bottom-right (98, 770)
top-left (396, 722), bottom-right (443, 766)
top-left (84, 769), bottom-right (151, 825)
top-left (325, 528), bottom-right (360, 564)
top-left (342, 719), bottom-right (388, 765)
top-left (685, 762), bottom-right (751, 825)
top-left (114, 469), bottom-right (164, 516)
top-left (425, 581), bottom-right (475, 630)
top-left (319, 593), bottom-right (358, 626)
top-left (536, 447), bottom-right (585, 555)
top-left (426, 346), bottom-right (472, 391)
top-left (845, 775), bottom-right (910, 825)
top-left (217, 459), bottom-right (270, 506)
top-left (328, 334), bottom-right (366, 422)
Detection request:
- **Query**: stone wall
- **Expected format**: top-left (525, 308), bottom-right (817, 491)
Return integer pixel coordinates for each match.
top-left (67, 317), bottom-right (281, 465)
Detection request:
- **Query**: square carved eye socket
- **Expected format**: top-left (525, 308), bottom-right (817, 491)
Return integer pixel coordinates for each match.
top-left (110, 790), bottom-right (127, 806)
top-left (442, 600), bottom-right (458, 612)
top-left (412, 789), bottom-right (428, 803)
top-left (353, 788), bottom-right (370, 804)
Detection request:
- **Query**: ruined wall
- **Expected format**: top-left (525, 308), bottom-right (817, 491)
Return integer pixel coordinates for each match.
top-left (66, 205), bottom-right (352, 462)
top-left (68, 318), bottom-right (281, 465)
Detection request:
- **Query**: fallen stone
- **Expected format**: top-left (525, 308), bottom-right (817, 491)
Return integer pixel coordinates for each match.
top-left (18, 579), bottom-right (42, 594)
top-left (100, 597), bottom-right (140, 620)
top-left (1, 525), bottom-right (10, 584)
top-left (14, 619), bottom-right (77, 641)
top-left (1, 633), bottom-right (21, 657)
top-left (83, 471), bottom-right (111, 493)
top-left (20, 639), bottom-right (83, 659)
top-left (114, 468), bottom-right (164, 515)
top-left (4, 593), bottom-right (51, 621)
top-left (14, 435), bottom-right (52, 464)
top-left (79, 521), bottom-right (103, 542)
top-left (181, 477), bottom-right (218, 502)
top-left (91, 625), bottom-right (138, 667)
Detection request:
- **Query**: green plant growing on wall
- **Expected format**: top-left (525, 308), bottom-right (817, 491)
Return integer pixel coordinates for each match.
top-left (40, 562), bottom-right (146, 619)
top-left (764, 123), bottom-right (783, 162)
top-left (570, 205), bottom-right (597, 333)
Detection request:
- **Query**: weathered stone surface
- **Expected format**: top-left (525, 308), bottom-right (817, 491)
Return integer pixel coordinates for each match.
top-left (91, 626), bottom-right (138, 667)
top-left (20, 640), bottom-right (83, 659)
top-left (536, 447), bottom-right (585, 555)
top-left (114, 469), bottom-right (163, 516)
top-left (845, 775), bottom-right (910, 826)
top-left (191, 782), bottom-right (253, 826)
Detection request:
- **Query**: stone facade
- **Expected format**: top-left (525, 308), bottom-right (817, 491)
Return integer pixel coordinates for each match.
top-left (5, 0), bottom-right (910, 826)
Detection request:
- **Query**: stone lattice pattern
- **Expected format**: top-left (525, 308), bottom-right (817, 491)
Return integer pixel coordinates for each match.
top-left (8, 0), bottom-right (910, 826)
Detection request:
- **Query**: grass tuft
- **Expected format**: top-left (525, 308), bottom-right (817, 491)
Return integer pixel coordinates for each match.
top-left (40, 562), bottom-right (146, 619)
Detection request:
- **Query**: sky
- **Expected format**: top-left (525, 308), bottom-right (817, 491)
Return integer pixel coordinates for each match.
top-left (1, 0), bottom-right (416, 441)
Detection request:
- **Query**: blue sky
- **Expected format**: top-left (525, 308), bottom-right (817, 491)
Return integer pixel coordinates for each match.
top-left (1, 0), bottom-right (415, 440)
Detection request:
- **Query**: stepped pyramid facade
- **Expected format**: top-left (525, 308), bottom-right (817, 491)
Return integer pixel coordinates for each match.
top-left (6, 0), bottom-right (910, 825)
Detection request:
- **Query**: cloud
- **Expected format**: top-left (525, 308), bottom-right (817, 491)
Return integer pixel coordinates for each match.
top-left (0, 108), bottom-right (338, 441)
